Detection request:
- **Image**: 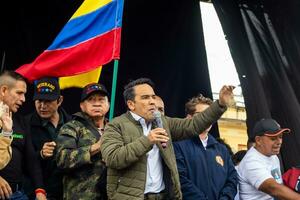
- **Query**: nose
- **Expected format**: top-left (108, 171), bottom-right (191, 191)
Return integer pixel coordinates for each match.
top-left (40, 102), bottom-right (46, 107)
top-left (94, 101), bottom-right (102, 106)
top-left (149, 96), bottom-right (155, 104)
top-left (21, 94), bottom-right (26, 103)
top-left (277, 138), bottom-right (283, 145)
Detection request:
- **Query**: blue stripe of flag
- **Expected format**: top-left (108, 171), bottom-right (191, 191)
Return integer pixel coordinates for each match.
top-left (48, 0), bottom-right (121, 50)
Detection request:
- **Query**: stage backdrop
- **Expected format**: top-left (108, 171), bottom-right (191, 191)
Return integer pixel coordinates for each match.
top-left (1, 0), bottom-right (220, 137)
top-left (213, 0), bottom-right (300, 170)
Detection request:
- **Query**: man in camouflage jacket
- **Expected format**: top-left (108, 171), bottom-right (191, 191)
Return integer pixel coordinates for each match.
top-left (56, 83), bottom-right (110, 200)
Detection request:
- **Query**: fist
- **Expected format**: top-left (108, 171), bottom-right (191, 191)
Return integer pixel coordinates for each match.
top-left (219, 85), bottom-right (235, 107)
top-left (147, 128), bottom-right (169, 144)
top-left (41, 141), bottom-right (56, 158)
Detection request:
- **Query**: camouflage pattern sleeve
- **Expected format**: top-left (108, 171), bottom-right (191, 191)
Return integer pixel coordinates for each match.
top-left (55, 121), bottom-right (92, 170)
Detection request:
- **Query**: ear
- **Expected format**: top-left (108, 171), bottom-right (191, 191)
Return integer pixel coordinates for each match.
top-left (127, 100), bottom-right (135, 111)
top-left (80, 102), bottom-right (84, 111)
top-left (105, 96), bottom-right (110, 109)
top-left (103, 99), bottom-right (110, 114)
top-left (0, 85), bottom-right (8, 98)
top-left (57, 95), bottom-right (64, 106)
top-left (255, 136), bottom-right (261, 146)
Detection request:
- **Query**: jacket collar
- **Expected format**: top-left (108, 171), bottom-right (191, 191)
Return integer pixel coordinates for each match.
top-left (193, 134), bottom-right (218, 148)
top-left (73, 111), bottom-right (109, 127)
top-left (125, 111), bottom-right (142, 126)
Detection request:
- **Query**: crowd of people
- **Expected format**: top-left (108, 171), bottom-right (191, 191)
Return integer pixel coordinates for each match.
top-left (0, 70), bottom-right (299, 200)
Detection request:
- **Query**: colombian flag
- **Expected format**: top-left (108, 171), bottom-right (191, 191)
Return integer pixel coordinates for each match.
top-left (16, 0), bottom-right (124, 87)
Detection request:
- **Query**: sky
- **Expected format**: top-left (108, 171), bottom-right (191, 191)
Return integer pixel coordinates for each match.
top-left (200, 2), bottom-right (243, 100)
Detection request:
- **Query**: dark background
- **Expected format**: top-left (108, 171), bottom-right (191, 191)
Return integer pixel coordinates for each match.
top-left (1, 0), bottom-right (212, 119)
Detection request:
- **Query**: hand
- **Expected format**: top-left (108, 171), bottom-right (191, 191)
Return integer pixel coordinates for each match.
top-left (0, 102), bottom-right (5, 118)
top-left (0, 103), bottom-right (12, 132)
top-left (41, 142), bottom-right (56, 159)
top-left (90, 139), bottom-right (101, 156)
top-left (147, 128), bottom-right (169, 144)
top-left (36, 192), bottom-right (47, 200)
top-left (218, 85), bottom-right (235, 107)
top-left (0, 176), bottom-right (12, 199)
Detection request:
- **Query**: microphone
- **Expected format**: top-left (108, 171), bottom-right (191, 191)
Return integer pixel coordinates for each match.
top-left (153, 110), bottom-right (167, 148)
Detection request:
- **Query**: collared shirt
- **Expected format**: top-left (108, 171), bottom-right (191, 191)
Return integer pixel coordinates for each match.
top-left (200, 135), bottom-right (208, 149)
top-left (130, 112), bottom-right (165, 194)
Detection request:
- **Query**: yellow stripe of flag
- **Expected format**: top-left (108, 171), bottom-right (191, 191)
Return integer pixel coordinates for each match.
top-left (59, 67), bottom-right (102, 89)
top-left (71, 0), bottom-right (112, 19)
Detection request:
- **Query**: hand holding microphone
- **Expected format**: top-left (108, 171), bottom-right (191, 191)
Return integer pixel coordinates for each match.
top-left (148, 110), bottom-right (168, 148)
top-left (147, 128), bottom-right (169, 147)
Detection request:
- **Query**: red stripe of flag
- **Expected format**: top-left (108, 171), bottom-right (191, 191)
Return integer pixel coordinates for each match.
top-left (17, 28), bottom-right (121, 82)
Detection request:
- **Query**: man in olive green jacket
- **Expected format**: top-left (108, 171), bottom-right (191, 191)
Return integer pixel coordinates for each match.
top-left (101, 78), bottom-right (234, 200)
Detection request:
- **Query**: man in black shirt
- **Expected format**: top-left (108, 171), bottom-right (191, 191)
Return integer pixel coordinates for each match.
top-left (0, 71), bottom-right (46, 200)
top-left (24, 77), bottom-right (71, 200)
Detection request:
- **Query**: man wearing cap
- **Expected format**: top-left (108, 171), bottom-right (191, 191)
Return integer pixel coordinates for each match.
top-left (24, 77), bottom-right (71, 200)
top-left (237, 118), bottom-right (300, 200)
top-left (0, 71), bottom-right (46, 200)
top-left (56, 83), bottom-right (110, 200)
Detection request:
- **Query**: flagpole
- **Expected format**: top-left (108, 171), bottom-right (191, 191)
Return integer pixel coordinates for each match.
top-left (109, 59), bottom-right (119, 120)
top-left (1, 52), bottom-right (6, 73)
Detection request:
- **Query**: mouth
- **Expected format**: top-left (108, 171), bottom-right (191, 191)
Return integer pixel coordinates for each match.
top-left (92, 109), bottom-right (102, 113)
top-left (149, 108), bottom-right (156, 113)
top-left (273, 147), bottom-right (281, 151)
top-left (91, 110), bottom-right (105, 116)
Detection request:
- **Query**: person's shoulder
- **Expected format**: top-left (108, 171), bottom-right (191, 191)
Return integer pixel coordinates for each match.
top-left (238, 148), bottom-right (267, 172)
top-left (59, 107), bottom-right (72, 121)
top-left (24, 111), bottom-right (42, 126)
top-left (24, 112), bottom-right (34, 120)
top-left (108, 112), bottom-right (134, 127)
top-left (12, 113), bottom-right (29, 130)
top-left (239, 149), bottom-right (255, 163)
top-left (57, 120), bottom-right (85, 139)
top-left (60, 119), bottom-right (84, 131)
top-left (12, 113), bottom-right (25, 122)
top-left (111, 113), bottom-right (128, 122)
top-left (173, 138), bottom-right (194, 148)
top-left (212, 136), bottom-right (226, 150)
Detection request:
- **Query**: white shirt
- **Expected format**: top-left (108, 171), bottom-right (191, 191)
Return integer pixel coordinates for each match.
top-left (130, 112), bottom-right (165, 194)
top-left (200, 135), bottom-right (208, 149)
top-left (234, 166), bottom-right (240, 200)
top-left (237, 147), bottom-right (282, 200)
